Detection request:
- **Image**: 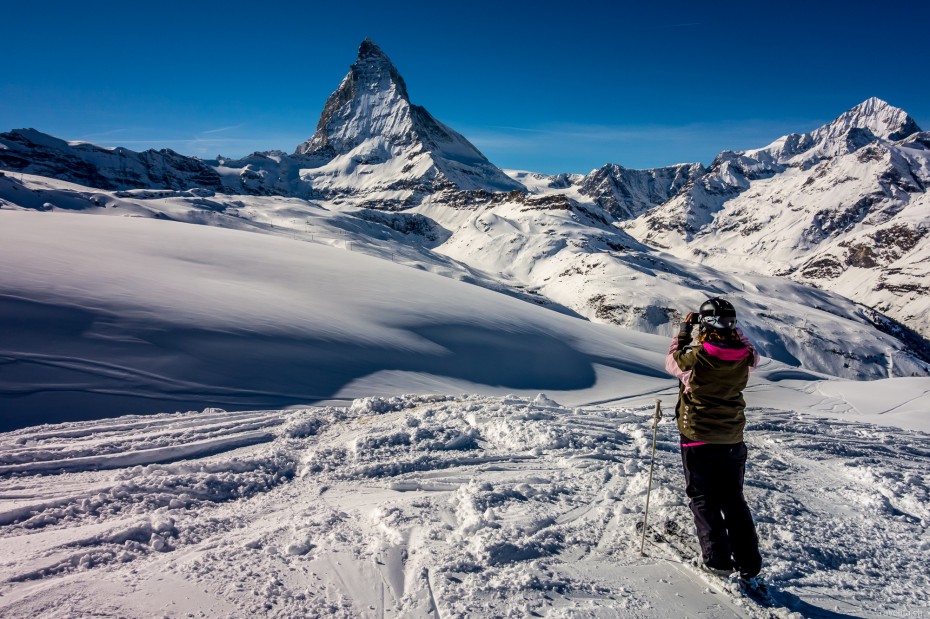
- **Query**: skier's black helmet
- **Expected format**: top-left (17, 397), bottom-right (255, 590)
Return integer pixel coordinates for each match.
top-left (699, 297), bottom-right (737, 330)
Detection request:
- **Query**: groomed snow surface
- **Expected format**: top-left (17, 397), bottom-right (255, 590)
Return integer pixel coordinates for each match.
top-left (1, 395), bottom-right (927, 618)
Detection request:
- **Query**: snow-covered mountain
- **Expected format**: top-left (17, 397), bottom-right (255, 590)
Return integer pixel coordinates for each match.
top-left (504, 162), bottom-right (707, 223)
top-left (1, 41), bottom-right (929, 386)
top-left (293, 39), bottom-right (525, 205)
top-left (622, 98), bottom-right (930, 340)
top-left (0, 40), bottom-right (523, 208)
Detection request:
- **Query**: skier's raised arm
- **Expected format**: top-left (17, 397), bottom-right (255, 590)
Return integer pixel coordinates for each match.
top-left (666, 312), bottom-right (699, 379)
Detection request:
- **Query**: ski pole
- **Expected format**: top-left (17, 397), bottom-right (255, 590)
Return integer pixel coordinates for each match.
top-left (640, 398), bottom-right (663, 556)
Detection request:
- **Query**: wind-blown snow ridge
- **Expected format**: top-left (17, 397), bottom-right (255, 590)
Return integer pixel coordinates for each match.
top-left (0, 394), bottom-right (927, 617)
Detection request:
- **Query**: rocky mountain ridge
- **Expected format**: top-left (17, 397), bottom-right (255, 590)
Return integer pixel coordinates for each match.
top-left (577, 162), bottom-right (706, 220)
top-left (0, 128), bottom-right (316, 198)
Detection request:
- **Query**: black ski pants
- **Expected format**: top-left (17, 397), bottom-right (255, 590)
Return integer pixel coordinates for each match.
top-left (680, 438), bottom-right (762, 578)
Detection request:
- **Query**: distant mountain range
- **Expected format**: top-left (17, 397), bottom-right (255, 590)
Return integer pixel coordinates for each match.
top-left (1, 39), bottom-right (928, 376)
top-left (621, 96), bottom-right (929, 342)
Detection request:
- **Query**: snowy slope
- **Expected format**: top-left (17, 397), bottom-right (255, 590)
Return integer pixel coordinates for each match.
top-left (418, 190), bottom-right (928, 379)
top-left (1, 394), bottom-right (928, 617)
top-left (4, 180), bottom-right (925, 427)
top-left (0, 208), bottom-right (674, 431)
top-left (622, 98), bottom-right (930, 340)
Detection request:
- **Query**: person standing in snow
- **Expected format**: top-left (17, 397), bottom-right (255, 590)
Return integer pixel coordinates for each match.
top-left (665, 297), bottom-right (763, 584)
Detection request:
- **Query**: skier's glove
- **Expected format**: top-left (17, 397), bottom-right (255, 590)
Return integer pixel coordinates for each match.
top-left (677, 312), bottom-right (697, 347)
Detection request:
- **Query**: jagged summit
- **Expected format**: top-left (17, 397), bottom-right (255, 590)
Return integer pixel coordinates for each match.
top-left (733, 97), bottom-right (923, 165)
top-left (356, 38), bottom-right (402, 77)
top-left (293, 40), bottom-right (524, 197)
top-left (817, 97), bottom-right (921, 142)
top-left (295, 39), bottom-right (411, 158)
top-left (804, 97), bottom-right (921, 147)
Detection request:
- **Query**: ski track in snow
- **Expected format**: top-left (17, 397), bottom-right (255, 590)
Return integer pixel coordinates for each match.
top-left (0, 395), bottom-right (927, 618)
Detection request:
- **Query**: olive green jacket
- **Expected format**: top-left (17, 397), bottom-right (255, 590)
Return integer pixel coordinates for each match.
top-left (665, 329), bottom-right (758, 444)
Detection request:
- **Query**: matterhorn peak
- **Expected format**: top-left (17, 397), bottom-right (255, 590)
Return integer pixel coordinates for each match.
top-left (293, 40), bottom-right (524, 197)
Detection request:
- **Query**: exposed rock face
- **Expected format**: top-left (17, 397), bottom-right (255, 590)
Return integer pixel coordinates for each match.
top-left (294, 39), bottom-right (524, 200)
top-left (578, 162), bottom-right (705, 220)
top-left (296, 39), bottom-right (415, 159)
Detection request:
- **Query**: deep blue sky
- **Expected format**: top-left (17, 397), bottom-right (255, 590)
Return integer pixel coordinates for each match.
top-left (3, 1), bottom-right (928, 174)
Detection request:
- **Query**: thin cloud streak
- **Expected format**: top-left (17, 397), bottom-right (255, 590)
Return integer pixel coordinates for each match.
top-left (198, 125), bottom-right (245, 135)
top-left (67, 123), bottom-right (305, 158)
top-left (75, 128), bottom-right (133, 141)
